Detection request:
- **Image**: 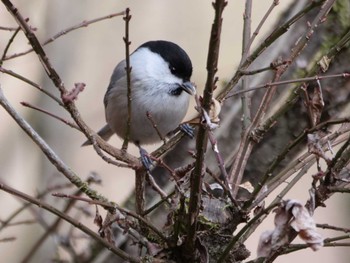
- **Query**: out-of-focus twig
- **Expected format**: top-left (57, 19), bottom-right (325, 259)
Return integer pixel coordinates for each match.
top-left (1, 0), bottom-right (139, 166)
top-left (218, 0), bottom-right (325, 101)
top-left (21, 101), bottom-right (80, 130)
top-left (0, 66), bottom-right (63, 105)
top-left (3, 11), bottom-right (125, 60)
top-left (229, 0), bottom-right (336, 197)
top-left (0, 25), bottom-right (18, 31)
top-left (229, 67), bottom-right (283, 197)
top-left (0, 182), bottom-right (140, 263)
top-left (227, 72), bottom-right (350, 98)
top-left (245, 118), bottom-right (350, 210)
top-left (0, 25), bottom-right (20, 65)
top-left (53, 192), bottom-right (169, 244)
top-left (0, 85), bottom-right (114, 209)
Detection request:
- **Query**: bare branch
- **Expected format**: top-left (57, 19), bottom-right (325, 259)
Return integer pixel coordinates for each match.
top-left (0, 182), bottom-right (140, 263)
top-left (0, 66), bottom-right (63, 105)
top-left (0, 86), bottom-right (114, 208)
top-left (218, 0), bottom-right (325, 101)
top-left (21, 101), bottom-right (80, 130)
top-left (122, 8), bottom-right (132, 151)
top-left (3, 11), bottom-right (125, 60)
top-left (227, 72), bottom-right (350, 98)
top-left (184, 0), bottom-right (227, 259)
top-left (240, 0), bottom-right (252, 131)
top-left (0, 25), bottom-right (20, 65)
top-left (1, 0), bottom-right (139, 166)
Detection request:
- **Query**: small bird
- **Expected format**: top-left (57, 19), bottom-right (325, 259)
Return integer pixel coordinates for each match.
top-left (84, 40), bottom-right (195, 167)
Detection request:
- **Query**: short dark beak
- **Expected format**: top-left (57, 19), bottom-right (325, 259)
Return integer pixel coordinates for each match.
top-left (181, 81), bottom-right (196, 95)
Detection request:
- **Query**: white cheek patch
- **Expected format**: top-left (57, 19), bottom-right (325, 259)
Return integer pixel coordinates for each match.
top-left (131, 48), bottom-right (182, 88)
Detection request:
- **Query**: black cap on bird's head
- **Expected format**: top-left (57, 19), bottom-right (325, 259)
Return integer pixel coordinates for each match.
top-left (139, 40), bottom-right (193, 82)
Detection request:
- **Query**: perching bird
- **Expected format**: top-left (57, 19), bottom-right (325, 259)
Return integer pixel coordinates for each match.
top-left (83, 40), bottom-right (195, 167)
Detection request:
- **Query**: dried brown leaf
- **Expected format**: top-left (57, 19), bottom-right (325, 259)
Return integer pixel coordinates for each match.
top-left (309, 83), bottom-right (324, 125)
top-left (93, 205), bottom-right (103, 228)
top-left (239, 181), bottom-right (254, 193)
top-left (287, 200), bottom-right (323, 250)
top-left (257, 200), bottom-right (323, 257)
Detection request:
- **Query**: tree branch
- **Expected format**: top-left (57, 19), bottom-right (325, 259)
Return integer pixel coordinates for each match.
top-left (184, 0), bottom-right (227, 260)
top-left (0, 182), bottom-right (140, 263)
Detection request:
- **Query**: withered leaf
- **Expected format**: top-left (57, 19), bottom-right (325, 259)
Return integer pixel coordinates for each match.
top-left (257, 199), bottom-right (323, 257)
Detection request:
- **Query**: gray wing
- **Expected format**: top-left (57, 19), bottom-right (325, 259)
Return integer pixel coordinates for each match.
top-left (81, 124), bottom-right (114, 146)
top-left (83, 60), bottom-right (126, 146)
top-left (104, 59), bottom-right (127, 107)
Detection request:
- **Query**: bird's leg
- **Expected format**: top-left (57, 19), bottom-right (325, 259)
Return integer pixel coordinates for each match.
top-left (136, 143), bottom-right (153, 171)
top-left (146, 111), bottom-right (167, 144)
top-left (179, 123), bottom-right (195, 139)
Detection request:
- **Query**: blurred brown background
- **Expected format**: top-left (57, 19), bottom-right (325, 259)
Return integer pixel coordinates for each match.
top-left (0, 1), bottom-right (349, 262)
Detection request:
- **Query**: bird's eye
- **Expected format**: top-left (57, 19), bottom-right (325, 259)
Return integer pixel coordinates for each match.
top-left (169, 66), bottom-right (176, 74)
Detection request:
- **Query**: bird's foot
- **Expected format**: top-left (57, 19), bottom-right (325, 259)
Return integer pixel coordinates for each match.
top-left (139, 147), bottom-right (153, 171)
top-left (179, 123), bottom-right (195, 139)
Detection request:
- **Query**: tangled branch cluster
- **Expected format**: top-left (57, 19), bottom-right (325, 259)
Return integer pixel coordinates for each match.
top-left (1, 0), bottom-right (350, 262)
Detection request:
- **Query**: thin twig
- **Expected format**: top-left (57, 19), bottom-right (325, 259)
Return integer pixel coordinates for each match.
top-left (317, 223), bottom-right (350, 233)
top-left (240, 0), bottom-right (252, 131)
top-left (241, 161), bottom-right (315, 245)
top-left (145, 172), bottom-right (169, 201)
top-left (151, 129), bottom-right (186, 158)
top-left (22, 181), bottom-right (93, 263)
top-left (1, 0), bottom-right (139, 166)
top-left (52, 193), bottom-right (115, 209)
top-left (206, 130), bottom-right (238, 206)
top-left (240, 0), bottom-right (252, 67)
top-left (327, 187), bottom-right (350, 193)
top-left (53, 192), bottom-right (170, 245)
top-left (0, 219), bottom-right (36, 227)
top-left (207, 130), bottom-right (229, 182)
top-left (0, 25), bottom-right (18, 31)
top-left (0, 66), bottom-right (63, 105)
top-left (0, 182), bottom-right (72, 232)
top-left (0, 25), bottom-right (20, 65)
top-left (242, 0), bottom-right (279, 59)
top-left (229, 66), bottom-right (283, 197)
top-left (0, 182), bottom-right (140, 263)
top-left (325, 135), bottom-right (350, 183)
top-left (146, 111), bottom-right (167, 144)
top-left (3, 11), bottom-right (125, 60)
top-left (142, 191), bottom-right (175, 216)
top-left (259, 26), bottom-right (350, 136)
top-left (238, 60), bottom-right (290, 76)
top-left (228, 0), bottom-right (336, 197)
top-left (218, 0), bottom-right (325, 101)
top-left (21, 102), bottom-right (80, 130)
top-left (0, 85), bottom-right (114, 209)
top-left (89, 136), bottom-right (131, 168)
top-left (227, 72), bottom-right (350, 98)
top-left (218, 160), bottom-right (314, 263)
top-left (122, 8), bottom-right (132, 151)
top-left (0, 237), bottom-right (16, 242)
top-left (283, 234), bottom-right (350, 254)
top-left (245, 118), bottom-right (350, 210)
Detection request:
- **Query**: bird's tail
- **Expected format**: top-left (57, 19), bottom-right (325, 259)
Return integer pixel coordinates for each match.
top-left (81, 124), bottom-right (114, 146)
